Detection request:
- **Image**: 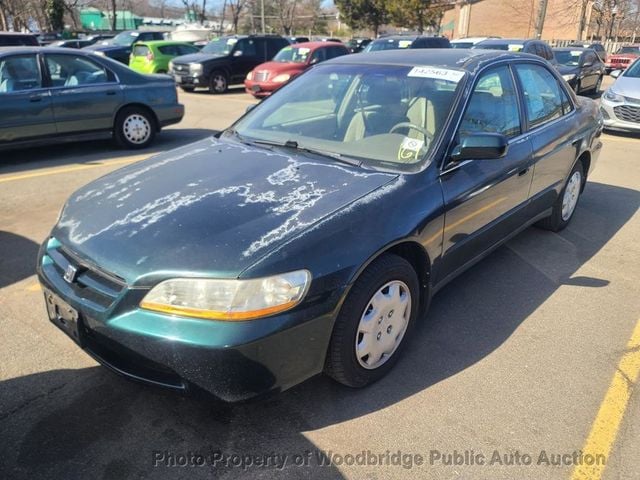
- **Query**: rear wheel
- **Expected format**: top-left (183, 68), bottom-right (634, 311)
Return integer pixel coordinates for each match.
top-left (209, 71), bottom-right (228, 94)
top-left (325, 254), bottom-right (419, 388)
top-left (114, 106), bottom-right (156, 149)
top-left (537, 162), bottom-right (584, 232)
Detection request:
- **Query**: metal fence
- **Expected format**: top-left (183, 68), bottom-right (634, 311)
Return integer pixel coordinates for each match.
top-left (550, 39), bottom-right (628, 54)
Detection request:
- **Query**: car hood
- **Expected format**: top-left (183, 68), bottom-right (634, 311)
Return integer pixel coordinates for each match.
top-left (172, 52), bottom-right (226, 64)
top-left (84, 44), bottom-right (128, 53)
top-left (54, 137), bottom-right (397, 285)
top-left (610, 76), bottom-right (640, 98)
top-left (253, 61), bottom-right (307, 75)
top-left (557, 65), bottom-right (579, 75)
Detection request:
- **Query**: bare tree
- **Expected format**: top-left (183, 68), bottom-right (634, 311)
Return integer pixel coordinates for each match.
top-left (228, 0), bottom-right (248, 33)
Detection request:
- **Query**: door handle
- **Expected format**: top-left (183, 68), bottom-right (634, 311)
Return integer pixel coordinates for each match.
top-left (29, 95), bottom-right (43, 102)
top-left (106, 90), bottom-right (116, 96)
top-left (518, 167), bottom-right (530, 176)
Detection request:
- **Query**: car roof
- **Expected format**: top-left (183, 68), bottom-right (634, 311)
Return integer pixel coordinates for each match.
top-left (134, 40), bottom-right (195, 47)
top-left (374, 36), bottom-right (417, 42)
top-left (0, 46), bottom-right (106, 56)
top-left (327, 48), bottom-right (539, 72)
top-left (478, 38), bottom-right (537, 45)
top-left (291, 41), bottom-right (346, 50)
top-left (553, 47), bottom-right (590, 52)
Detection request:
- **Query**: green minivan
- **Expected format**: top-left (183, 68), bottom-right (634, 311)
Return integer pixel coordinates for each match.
top-left (129, 41), bottom-right (200, 74)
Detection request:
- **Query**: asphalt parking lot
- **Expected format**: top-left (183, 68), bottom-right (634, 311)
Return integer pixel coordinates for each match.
top-left (1, 80), bottom-right (639, 480)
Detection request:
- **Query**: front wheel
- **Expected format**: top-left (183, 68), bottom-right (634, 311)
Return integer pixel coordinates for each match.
top-left (325, 254), bottom-right (419, 388)
top-left (209, 71), bottom-right (228, 94)
top-left (114, 107), bottom-right (156, 149)
top-left (537, 162), bottom-right (584, 231)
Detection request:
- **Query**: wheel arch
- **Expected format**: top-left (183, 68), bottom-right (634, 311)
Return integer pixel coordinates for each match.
top-left (576, 149), bottom-right (591, 192)
top-left (349, 240), bottom-right (432, 318)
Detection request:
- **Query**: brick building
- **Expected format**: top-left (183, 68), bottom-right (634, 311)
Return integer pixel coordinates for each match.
top-left (440, 0), bottom-right (593, 41)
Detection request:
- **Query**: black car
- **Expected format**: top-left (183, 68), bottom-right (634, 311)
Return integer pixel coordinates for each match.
top-left (364, 35), bottom-right (450, 52)
top-left (47, 39), bottom-right (94, 49)
top-left (288, 37), bottom-right (310, 44)
top-left (170, 35), bottom-right (290, 94)
top-left (474, 38), bottom-right (555, 62)
top-left (38, 49), bottom-right (602, 401)
top-left (0, 47), bottom-right (184, 150)
top-left (83, 30), bottom-right (165, 64)
top-left (569, 42), bottom-right (606, 61)
top-left (553, 47), bottom-right (605, 94)
top-left (0, 32), bottom-right (39, 46)
top-left (347, 37), bottom-right (372, 53)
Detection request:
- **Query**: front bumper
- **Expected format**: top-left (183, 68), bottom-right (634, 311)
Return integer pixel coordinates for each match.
top-left (172, 72), bottom-right (207, 89)
top-left (600, 98), bottom-right (640, 132)
top-left (244, 79), bottom-right (284, 97)
top-left (37, 238), bottom-right (341, 401)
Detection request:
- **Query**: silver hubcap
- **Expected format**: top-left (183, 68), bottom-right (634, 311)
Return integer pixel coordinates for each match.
top-left (212, 75), bottom-right (226, 92)
top-left (122, 114), bottom-right (151, 144)
top-left (561, 171), bottom-right (581, 221)
top-left (355, 280), bottom-right (411, 370)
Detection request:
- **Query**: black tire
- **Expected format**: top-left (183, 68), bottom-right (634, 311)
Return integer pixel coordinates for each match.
top-left (537, 161), bottom-right (584, 232)
top-left (114, 106), bottom-right (156, 149)
top-left (209, 70), bottom-right (228, 94)
top-left (180, 86), bottom-right (195, 93)
top-left (325, 254), bottom-right (420, 388)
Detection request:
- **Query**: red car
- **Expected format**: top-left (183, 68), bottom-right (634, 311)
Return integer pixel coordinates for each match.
top-left (244, 41), bottom-right (349, 97)
top-left (605, 45), bottom-right (640, 73)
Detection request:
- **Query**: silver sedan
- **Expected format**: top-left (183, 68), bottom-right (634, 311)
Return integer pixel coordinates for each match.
top-left (601, 58), bottom-right (640, 132)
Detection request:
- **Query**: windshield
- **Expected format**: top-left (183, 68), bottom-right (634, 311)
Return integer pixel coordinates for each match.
top-left (616, 46), bottom-right (640, 54)
top-left (202, 37), bottom-right (237, 55)
top-left (365, 38), bottom-right (414, 52)
top-left (112, 31), bottom-right (140, 47)
top-left (624, 59), bottom-right (640, 77)
top-left (273, 46), bottom-right (311, 63)
top-left (554, 50), bottom-right (582, 66)
top-left (230, 64), bottom-right (465, 171)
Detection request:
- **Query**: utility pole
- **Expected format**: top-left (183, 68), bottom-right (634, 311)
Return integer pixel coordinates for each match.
top-left (577, 0), bottom-right (588, 41)
top-left (534, 0), bottom-right (548, 39)
top-left (261, 0), bottom-right (265, 34)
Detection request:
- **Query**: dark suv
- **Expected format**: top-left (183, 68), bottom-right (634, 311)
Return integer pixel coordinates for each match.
top-left (364, 35), bottom-right (450, 52)
top-left (473, 38), bottom-right (555, 62)
top-left (0, 32), bottom-right (39, 47)
top-left (83, 30), bottom-right (165, 64)
top-left (169, 35), bottom-right (290, 93)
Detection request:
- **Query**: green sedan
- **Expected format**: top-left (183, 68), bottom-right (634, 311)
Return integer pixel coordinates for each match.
top-left (129, 41), bottom-right (200, 74)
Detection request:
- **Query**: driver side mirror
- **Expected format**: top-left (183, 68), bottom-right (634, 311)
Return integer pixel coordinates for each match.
top-left (233, 50), bottom-right (243, 57)
top-left (451, 133), bottom-right (509, 161)
top-left (582, 61), bottom-right (593, 67)
top-left (610, 69), bottom-right (622, 79)
top-left (309, 57), bottom-right (320, 65)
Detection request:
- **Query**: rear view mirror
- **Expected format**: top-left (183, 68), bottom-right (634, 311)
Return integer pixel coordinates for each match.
top-left (610, 70), bottom-right (622, 79)
top-left (451, 133), bottom-right (508, 161)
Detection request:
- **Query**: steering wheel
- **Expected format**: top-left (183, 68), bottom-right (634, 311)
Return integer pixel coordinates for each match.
top-left (390, 122), bottom-right (433, 144)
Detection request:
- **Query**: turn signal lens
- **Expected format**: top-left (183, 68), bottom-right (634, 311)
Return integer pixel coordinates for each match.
top-left (140, 270), bottom-right (311, 321)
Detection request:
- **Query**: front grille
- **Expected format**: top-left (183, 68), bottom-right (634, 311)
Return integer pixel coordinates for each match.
top-left (611, 58), bottom-right (631, 65)
top-left (614, 105), bottom-right (640, 123)
top-left (47, 244), bottom-right (126, 309)
top-left (253, 71), bottom-right (269, 82)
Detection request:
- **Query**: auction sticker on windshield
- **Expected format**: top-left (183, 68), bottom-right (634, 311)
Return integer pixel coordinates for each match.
top-left (408, 66), bottom-right (465, 82)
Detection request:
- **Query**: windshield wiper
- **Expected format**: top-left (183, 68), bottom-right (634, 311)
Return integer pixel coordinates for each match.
top-left (250, 139), bottom-right (363, 167)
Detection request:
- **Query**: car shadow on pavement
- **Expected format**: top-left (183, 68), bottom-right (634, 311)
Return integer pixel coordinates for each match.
top-left (0, 181), bottom-right (638, 480)
top-left (0, 128), bottom-right (218, 175)
top-left (0, 231), bottom-right (40, 289)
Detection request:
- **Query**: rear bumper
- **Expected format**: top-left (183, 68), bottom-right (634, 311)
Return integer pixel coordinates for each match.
top-left (36, 239), bottom-right (340, 401)
top-left (155, 103), bottom-right (185, 128)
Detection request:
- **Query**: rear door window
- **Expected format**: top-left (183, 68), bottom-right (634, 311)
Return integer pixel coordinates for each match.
top-left (45, 54), bottom-right (113, 87)
top-left (0, 55), bottom-right (42, 93)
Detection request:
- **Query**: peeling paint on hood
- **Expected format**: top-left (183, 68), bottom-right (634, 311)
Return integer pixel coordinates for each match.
top-left (53, 137), bottom-right (397, 284)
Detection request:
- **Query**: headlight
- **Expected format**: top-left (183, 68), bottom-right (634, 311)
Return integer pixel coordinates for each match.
top-left (603, 89), bottom-right (624, 103)
top-left (273, 73), bottom-right (291, 83)
top-left (246, 70), bottom-right (253, 80)
top-left (562, 74), bottom-right (576, 82)
top-left (189, 63), bottom-right (202, 73)
top-left (140, 270), bottom-right (311, 321)
top-left (93, 51), bottom-right (106, 57)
